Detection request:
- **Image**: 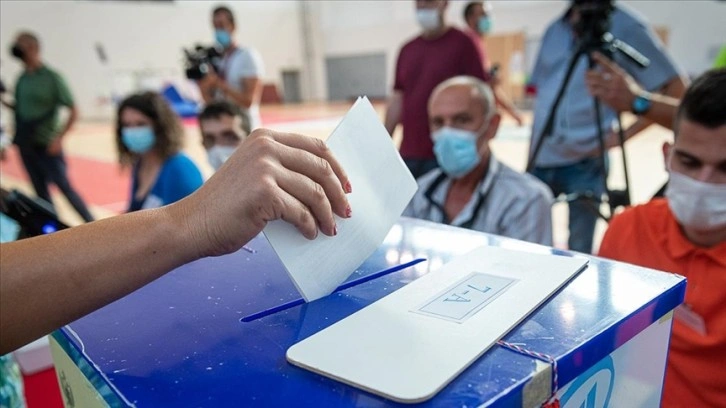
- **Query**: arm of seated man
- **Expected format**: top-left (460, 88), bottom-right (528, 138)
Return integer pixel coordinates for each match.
top-left (500, 192), bottom-right (554, 247)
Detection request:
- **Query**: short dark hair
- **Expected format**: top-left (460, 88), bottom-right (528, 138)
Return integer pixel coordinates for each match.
top-left (17, 31), bottom-right (40, 48)
top-left (463, 2), bottom-right (482, 21)
top-left (115, 92), bottom-right (184, 167)
top-left (675, 68), bottom-right (726, 133)
top-left (199, 101), bottom-right (251, 135)
top-left (213, 5), bottom-right (235, 27)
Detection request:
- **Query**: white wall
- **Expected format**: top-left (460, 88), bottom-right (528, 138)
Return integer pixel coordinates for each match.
top-left (621, 0), bottom-right (726, 76)
top-left (314, 1), bottom-right (570, 99)
top-left (490, 0), bottom-right (726, 76)
top-left (0, 0), bottom-right (304, 120)
top-left (314, 0), bottom-right (726, 99)
top-left (1, 0), bottom-right (723, 115)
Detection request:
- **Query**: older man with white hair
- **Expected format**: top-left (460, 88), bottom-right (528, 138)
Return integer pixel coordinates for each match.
top-left (404, 76), bottom-right (554, 245)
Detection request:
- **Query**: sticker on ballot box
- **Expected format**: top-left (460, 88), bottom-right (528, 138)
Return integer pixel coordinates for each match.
top-left (413, 272), bottom-right (517, 323)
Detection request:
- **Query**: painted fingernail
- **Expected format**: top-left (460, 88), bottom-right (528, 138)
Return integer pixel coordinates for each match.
top-left (346, 206), bottom-right (352, 218)
top-left (345, 181), bottom-right (352, 194)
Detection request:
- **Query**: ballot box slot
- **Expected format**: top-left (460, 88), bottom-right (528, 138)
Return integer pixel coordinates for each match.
top-left (240, 258), bottom-right (427, 323)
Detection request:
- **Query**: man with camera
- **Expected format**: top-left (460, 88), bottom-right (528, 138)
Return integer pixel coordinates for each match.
top-left (196, 5), bottom-right (265, 131)
top-left (528, 0), bottom-right (686, 253)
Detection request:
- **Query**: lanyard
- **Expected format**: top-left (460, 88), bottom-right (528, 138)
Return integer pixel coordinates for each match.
top-left (423, 172), bottom-right (494, 230)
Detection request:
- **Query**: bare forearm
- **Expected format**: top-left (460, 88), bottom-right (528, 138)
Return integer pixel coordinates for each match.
top-left (642, 76), bottom-right (687, 129)
top-left (384, 93), bottom-right (402, 135)
top-left (58, 106), bottom-right (78, 138)
top-left (221, 85), bottom-right (254, 109)
top-left (220, 78), bottom-right (262, 110)
top-left (662, 75), bottom-right (688, 100)
top-left (623, 76), bottom-right (687, 139)
top-left (643, 94), bottom-right (680, 129)
top-left (0, 205), bottom-right (197, 353)
top-left (201, 90), bottom-right (214, 103)
top-left (621, 117), bottom-right (652, 142)
top-left (0, 128), bottom-right (356, 354)
top-left (384, 113), bottom-right (399, 136)
top-left (198, 82), bottom-right (216, 103)
top-left (494, 88), bottom-right (521, 121)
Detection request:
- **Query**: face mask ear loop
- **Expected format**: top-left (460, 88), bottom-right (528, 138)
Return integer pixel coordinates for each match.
top-left (476, 110), bottom-right (495, 144)
top-left (665, 149), bottom-right (675, 174)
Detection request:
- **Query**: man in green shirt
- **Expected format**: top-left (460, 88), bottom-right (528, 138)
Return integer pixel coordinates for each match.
top-left (9, 32), bottom-right (93, 222)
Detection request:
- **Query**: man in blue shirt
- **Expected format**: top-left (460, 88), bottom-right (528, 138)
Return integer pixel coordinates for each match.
top-left (528, 0), bottom-right (686, 253)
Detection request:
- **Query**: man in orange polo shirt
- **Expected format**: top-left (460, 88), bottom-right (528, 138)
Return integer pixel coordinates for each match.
top-left (599, 68), bottom-right (726, 407)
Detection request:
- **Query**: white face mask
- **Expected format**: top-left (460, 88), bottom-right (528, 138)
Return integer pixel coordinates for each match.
top-left (416, 9), bottom-right (440, 31)
top-left (207, 145), bottom-right (237, 171)
top-left (665, 170), bottom-right (726, 232)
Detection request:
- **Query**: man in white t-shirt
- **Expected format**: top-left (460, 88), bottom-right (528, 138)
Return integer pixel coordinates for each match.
top-left (197, 5), bottom-right (265, 130)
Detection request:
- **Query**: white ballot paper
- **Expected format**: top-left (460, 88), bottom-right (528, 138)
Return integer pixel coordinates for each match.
top-left (287, 246), bottom-right (589, 403)
top-left (263, 97), bottom-right (418, 302)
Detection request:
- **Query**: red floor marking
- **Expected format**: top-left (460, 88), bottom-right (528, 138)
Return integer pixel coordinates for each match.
top-left (182, 112), bottom-right (343, 127)
top-left (181, 117), bottom-right (198, 127)
top-left (23, 368), bottom-right (63, 408)
top-left (260, 112), bottom-right (343, 125)
top-left (0, 109), bottom-right (371, 211)
top-left (0, 148), bottom-right (130, 208)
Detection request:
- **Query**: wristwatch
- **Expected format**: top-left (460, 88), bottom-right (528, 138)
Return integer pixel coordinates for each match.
top-left (631, 93), bottom-right (652, 115)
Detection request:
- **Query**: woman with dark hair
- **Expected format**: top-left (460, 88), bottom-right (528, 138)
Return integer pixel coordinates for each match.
top-left (116, 92), bottom-right (203, 212)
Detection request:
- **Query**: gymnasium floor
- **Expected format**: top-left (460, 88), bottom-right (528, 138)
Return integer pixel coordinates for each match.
top-left (0, 102), bottom-right (672, 252)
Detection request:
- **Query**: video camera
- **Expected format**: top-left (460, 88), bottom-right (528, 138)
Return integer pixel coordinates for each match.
top-left (183, 45), bottom-right (223, 80)
top-left (572, 0), bottom-right (615, 50)
top-left (527, 0), bottom-right (650, 220)
top-left (0, 188), bottom-right (68, 239)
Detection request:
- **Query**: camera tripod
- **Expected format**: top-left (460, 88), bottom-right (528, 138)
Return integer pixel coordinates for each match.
top-left (526, 31), bottom-right (650, 222)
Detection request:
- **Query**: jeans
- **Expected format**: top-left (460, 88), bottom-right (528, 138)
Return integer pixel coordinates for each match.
top-left (404, 158), bottom-right (439, 180)
top-left (531, 157), bottom-right (607, 254)
top-left (18, 145), bottom-right (94, 222)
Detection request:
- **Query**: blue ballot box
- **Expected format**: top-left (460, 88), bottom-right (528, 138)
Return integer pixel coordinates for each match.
top-left (49, 218), bottom-right (685, 407)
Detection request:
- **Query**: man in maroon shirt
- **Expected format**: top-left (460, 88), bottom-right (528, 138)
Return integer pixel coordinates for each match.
top-left (385, 0), bottom-right (487, 179)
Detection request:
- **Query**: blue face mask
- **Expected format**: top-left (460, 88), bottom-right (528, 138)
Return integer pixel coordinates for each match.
top-left (478, 16), bottom-right (492, 34)
top-left (122, 126), bottom-right (156, 154)
top-left (432, 127), bottom-right (482, 178)
top-left (215, 29), bottom-right (231, 48)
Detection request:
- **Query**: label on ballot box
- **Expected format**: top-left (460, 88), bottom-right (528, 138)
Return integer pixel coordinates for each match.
top-left (415, 272), bottom-right (517, 323)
